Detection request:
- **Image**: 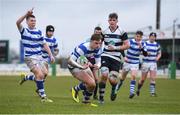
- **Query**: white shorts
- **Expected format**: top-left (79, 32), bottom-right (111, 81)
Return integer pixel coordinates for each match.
top-left (24, 56), bottom-right (46, 71)
top-left (122, 62), bottom-right (139, 72)
top-left (141, 62), bottom-right (157, 73)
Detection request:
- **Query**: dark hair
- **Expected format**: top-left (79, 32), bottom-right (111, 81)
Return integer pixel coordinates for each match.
top-left (109, 13), bottom-right (118, 19)
top-left (90, 34), bottom-right (102, 41)
top-left (149, 32), bottom-right (157, 37)
top-left (26, 15), bottom-right (35, 20)
top-left (136, 30), bottom-right (143, 36)
top-left (46, 25), bottom-right (55, 32)
top-left (94, 26), bottom-right (102, 31)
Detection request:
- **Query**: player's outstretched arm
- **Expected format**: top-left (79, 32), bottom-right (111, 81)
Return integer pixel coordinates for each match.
top-left (16, 8), bottom-right (34, 31)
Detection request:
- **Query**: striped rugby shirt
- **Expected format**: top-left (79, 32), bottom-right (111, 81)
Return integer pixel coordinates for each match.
top-left (20, 27), bottom-right (45, 58)
top-left (143, 40), bottom-right (161, 63)
top-left (102, 26), bottom-right (128, 62)
top-left (42, 36), bottom-right (58, 63)
top-left (69, 42), bottom-right (102, 67)
top-left (126, 39), bottom-right (147, 64)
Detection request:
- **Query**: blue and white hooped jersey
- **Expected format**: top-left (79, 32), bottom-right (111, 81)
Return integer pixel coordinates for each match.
top-left (20, 27), bottom-right (45, 58)
top-left (126, 39), bottom-right (147, 64)
top-left (102, 26), bottom-right (128, 62)
top-left (42, 36), bottom-right (58, 63)
top-left (143, 40), bottom-right (161, 63)
top-left (70, 42), bottom-right (102, 64)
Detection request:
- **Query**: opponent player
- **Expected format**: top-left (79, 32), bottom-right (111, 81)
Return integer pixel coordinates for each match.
top-left (98, 12), bottom-right (129, 103)
top-left (68, 34), bottom-right (102, 106)
top-left (136, 32), bottom-right (161, 97)
top-left (16, 8), bottom-right (55, 102)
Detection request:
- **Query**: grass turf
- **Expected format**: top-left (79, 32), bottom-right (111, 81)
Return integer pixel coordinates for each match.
top-left (0, 76), bottom-right (180, 114)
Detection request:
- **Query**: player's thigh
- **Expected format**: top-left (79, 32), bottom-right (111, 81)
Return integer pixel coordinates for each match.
top-left (69, 67), bottom-right (95, 86)
top-left (41, 61), bottom-right (49, 75)
top-left (100, 56), bottom-right (110, 76)
top-left (149, 63), bottom-right (157, 79)
top-left (122, 62), bottom-right (131, 72)
top-left (130, 64), bottom-right (139, 78)
top-left (150, 70), bottom-right (156, 81)
top-left (31, 66), bottom-right (44, 80)
top-left (108, 58), bottom-right (121, 84)
top-left (25, 58), bottom-right (44, 78)
top-left (141, 63), bottom-right (150, 73)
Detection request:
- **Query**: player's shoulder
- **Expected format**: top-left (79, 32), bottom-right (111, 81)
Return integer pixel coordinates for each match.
top-left (25, 27), bottom-right (42, 35)
top-left (102, 27), bottom-right (110, 34)
top-left (78, 42), bottom-right (89, 49)
top-left (117, 26), bottom-right (126, 35)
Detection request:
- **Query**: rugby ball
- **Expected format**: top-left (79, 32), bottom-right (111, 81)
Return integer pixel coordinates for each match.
top-left (77, 55), bottom-right (88, 65)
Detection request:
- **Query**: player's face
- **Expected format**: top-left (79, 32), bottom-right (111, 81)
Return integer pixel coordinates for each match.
top-left (94, 30), bottom-right (102, 34)
top-left (26, 17), bottom-right (36, 29)
top-left (46, 31), bottom-right (54, 38)
top-left (149, 36), bottom-right (156, 42)
top-left (108, 18), bottom-right (118, 28)
top-left (90, 40), bottom-right (102, 49)
top-left (135, 34), bottom-right (142, 42)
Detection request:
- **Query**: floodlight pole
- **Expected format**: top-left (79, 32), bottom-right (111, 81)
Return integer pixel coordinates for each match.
top-left (169, 19), bottom-right (178, 79)
top-left (172, 19), bottom-right (177, 62)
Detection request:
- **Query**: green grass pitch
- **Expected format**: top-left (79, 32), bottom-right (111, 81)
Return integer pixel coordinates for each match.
top-left (0, 76), bottom-right (180, 114)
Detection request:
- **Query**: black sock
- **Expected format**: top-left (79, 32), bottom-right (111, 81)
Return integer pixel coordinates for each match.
top-left (99, 82), bottom-right (106, 100)
top-left (93, 82), bottom-right (98, 96)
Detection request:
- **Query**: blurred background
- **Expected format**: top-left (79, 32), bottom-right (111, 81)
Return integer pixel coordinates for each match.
top-left (0, 0), bottom-right (180, 78)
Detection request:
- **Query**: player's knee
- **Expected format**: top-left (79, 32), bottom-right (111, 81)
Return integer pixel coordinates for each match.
top-left (150, 79), bottom-right (155, 84)
top-left (131, 75), bottom-right (136, 80)
top-left (109, 71), bottom-right (119, 85)
top-left (101, 74), bottom-right (108, 81)
top-left (35, 72), bottom-right (44, 80)
top-left (101, 67), bottom-right (109, 77)
top-left (87, 80), bottom-right (96, 91)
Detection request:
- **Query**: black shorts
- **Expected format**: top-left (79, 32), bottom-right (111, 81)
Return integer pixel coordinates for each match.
top-left (87, 57), bottom-right (95, 70)
top-left (101, 56), bottom-right (122, 72)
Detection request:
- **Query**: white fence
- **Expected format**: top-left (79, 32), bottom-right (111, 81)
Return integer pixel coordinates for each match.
top-left (0, 64), bottom-right (180, 78)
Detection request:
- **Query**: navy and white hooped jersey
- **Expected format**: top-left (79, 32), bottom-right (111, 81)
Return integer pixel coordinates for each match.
top-left (20, 27), bottom-right (45, 58)
top-left (70, 42), bottom-right (102, 65)
top-left (126, 39), bottom-right (147, 64)
top-left (143, 40), bottom-right (161, 63)
top-left (41, 36), bottom-right (58, 63)
top-left (102, 26), bottom-right (128, 62)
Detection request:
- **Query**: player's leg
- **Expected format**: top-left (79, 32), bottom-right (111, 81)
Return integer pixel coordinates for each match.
top-left (87, 57), bottom-right (99, 99)
top-left (129, 65), bottom-right (138, 99)
top-left (19, 58), bottom-right (36, 85)
top-left (43, 61), bottom-right (49, 80)
top-left (98, 66), bottom-right (109, 103)
top-left (107, 58), bottom-right (121, 101)
top-left (32, 61), bottom-right (52, 102)
top-left (70, 68), bottom-right (96, 103)
top-left (115, 62), bottom-right (129, 93)
top-left (149, 63), bottom-right (157, 96)
top-left (108, 70), bottom-right (120, 101)
top-left (98, 56), bottom-right (109, 103)
top-left (19, 73), bottom-right (36, 85)
top-left (137, 63), bottom-right (149, 96)
top-left (92, 68), bottom-right (99, 100)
